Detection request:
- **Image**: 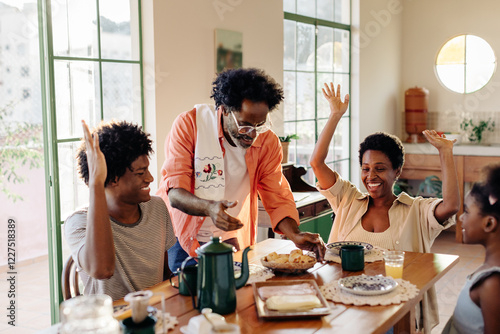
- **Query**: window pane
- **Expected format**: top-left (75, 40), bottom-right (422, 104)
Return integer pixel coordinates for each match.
top-left (335, 29), bottom-right (350, 72)
top-left (54, 61), bottom-right (101, 139)
top-left (296, 22), bottom-right (315, 71)
top-left (317, 119), bottom-right (334, 161)
top-left (284, 71), bottom-right (296, 121)
top-left (317, 72), bottom-right (334, 119)
top-left (334, 117), bottom-right (350, 160)
top-left (465, 35), bottom-right (496, 93)
top-left (59, 142), bottom-right (89, 220)
top-left (317, 0), bottom-right (334, 21)
top-left (334, 0), bottom-right (350, 24)
top-left (436, 35), bottom-right (465, 65)
top-left (284, 20), bottom-right (296, 71)
top-left (302, 168), bottom-right (316, 186)
top-left (436, 64), bottom-right (465, 93)
top-left (466, 62), bottom-right (496, 93)
top-left (332, 159), bottom-right (350, 179)
top-left (294, 120), bottom-right (315, 167)
top-left (283, 0), bottom-right (296, 13)
top-left (102, 62), bottom-right (141, 122)
top-left (52, 0), bottom-right (98, 57)
top-left (466, 35), bottom-right (495, 64)
top-left (317, 26), bottom-right (334, 72)
top-left (297, 0), bottom-right (315, 17)
top-left (285, 121), bottom-right (297, 163)
top-left (296, 72), bottom-right (315, 120)
top-left (99, 0), bottom-right (140, 60)
top-left (333, 73), bottom-right (350, 116)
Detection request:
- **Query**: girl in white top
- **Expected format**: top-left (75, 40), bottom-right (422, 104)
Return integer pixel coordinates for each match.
top-left (443, 164), bottom-right (500, 334)
top-left (310, 83), bottom-right (461, 333)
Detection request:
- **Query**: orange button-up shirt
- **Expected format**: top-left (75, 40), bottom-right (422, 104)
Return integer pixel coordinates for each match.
top-left (156, 106), bottom-right (299, 256)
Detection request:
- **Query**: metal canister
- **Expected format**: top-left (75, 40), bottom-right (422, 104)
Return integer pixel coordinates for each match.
top-left (405, 87), bottom-right (429, 143)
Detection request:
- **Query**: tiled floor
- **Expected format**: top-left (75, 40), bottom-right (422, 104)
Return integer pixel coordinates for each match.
top-left (0, 230), bottom-right (485, 333)
top-left (430, 230), bottom-right (485, 334)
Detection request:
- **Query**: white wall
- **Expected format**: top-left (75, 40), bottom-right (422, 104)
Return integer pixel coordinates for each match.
top-left (145, 0), bottom-right (284, 183)
top-left (402, 0), bottom-right (500, 114)
top-left (354, 0), bottom-right (403, 187)
top-left (402, 0), bottom-right (500, 143)
top-left (359, 0), bottom-right (403, 140)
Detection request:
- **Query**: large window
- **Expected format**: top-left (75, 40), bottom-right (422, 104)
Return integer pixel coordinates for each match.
top-left (39, 0), bottom-right (144, 321)
top-left (283, 0), bottom-right (351, 185)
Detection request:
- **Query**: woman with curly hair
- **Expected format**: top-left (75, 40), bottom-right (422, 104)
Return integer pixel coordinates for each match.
top-left (310, 83), bottom-right (460, 333)
top-left (157, 68), bottom-right (325, 273)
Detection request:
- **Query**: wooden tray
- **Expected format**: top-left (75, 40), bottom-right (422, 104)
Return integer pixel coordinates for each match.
top-left (252, 279), bottom-right (330, 319)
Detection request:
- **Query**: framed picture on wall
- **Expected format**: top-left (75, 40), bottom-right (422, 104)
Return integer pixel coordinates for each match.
top-left (215, 29), bottom-right (242, 73)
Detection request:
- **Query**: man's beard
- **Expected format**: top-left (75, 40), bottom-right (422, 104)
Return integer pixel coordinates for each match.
top-left (228, 128), bottom-right (254, 149)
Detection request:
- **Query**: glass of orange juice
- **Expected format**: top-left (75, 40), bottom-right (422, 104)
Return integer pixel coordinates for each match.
top-left (383, 250), bottom-right (405, 279)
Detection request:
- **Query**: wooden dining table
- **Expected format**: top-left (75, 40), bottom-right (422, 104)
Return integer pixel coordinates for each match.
top-left (113, 239), bottom-right (459, 334)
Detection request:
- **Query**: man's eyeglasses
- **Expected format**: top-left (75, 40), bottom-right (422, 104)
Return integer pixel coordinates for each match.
top-left (230, 111), bottom-right (271, 135)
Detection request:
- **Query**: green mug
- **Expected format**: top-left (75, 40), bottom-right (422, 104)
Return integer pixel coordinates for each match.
top-left (170, 264), bottom-right (198, 296)
top-left (340, 245), bottom-right (364, 271)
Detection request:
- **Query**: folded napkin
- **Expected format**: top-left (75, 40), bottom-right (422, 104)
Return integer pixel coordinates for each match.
top-left (194, 104), bottom-right (225, 201)
top-left (266, 295), bottom-right (322, 311)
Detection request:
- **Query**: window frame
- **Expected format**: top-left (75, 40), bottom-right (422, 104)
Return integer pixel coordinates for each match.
top-left (283, 5), bottom-right (352, 183)
top-left (38, 0), bottom-right (145, 322)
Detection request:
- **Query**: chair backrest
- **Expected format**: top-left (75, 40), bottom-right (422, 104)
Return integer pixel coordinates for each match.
top-left (62, 256), bottom-right (81, 300)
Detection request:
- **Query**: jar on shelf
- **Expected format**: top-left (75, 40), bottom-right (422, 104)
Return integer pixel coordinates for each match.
top-left (405, 87), bottom-right (429, 143)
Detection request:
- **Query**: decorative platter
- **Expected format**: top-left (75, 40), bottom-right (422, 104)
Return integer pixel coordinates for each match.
top-left (252, 279), bottom-right (330, 319)
top-left (326, 241), bottom-right (374, 255)
top-left (338, 275), bottom-right (398, 296)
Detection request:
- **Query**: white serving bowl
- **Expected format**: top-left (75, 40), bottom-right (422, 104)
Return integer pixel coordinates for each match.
top-left (444, 133), bottom-right (462, 144)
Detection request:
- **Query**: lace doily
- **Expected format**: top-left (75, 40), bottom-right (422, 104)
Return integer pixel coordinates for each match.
top-left (319, 276), bottom-right (419, 306)
top-left (246, 264), bottom-right (275, 285)
top-left (155, 310), bottom-right (179, 333)
top-left (325, 246), bottom-right (386, 263)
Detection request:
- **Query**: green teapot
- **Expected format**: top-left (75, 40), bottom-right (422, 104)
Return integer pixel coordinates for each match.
top-left (181, 237), bottom-right (251, 315)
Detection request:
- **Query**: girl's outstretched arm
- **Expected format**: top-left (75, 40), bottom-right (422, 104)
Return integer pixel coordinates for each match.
top-left (422, 130), bottom-right (460, 223)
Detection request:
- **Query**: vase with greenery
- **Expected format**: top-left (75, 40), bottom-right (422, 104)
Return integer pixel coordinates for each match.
top-left (460, 118), bottom-right (495, 144)
top-left (278, 134), bottom-right (300, 142)
top-left (278, 134), bottom-right (299, 163)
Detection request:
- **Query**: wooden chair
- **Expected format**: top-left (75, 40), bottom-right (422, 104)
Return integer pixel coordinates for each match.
top-left (61, 256), bottom-right (81, 300)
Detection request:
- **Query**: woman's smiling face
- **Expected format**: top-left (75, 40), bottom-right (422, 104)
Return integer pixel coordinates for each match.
top-left (361, 150), bottom-right (400, 199)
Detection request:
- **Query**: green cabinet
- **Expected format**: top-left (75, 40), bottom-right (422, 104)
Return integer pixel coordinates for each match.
top-left (299, 213), bottom-right (334, 242)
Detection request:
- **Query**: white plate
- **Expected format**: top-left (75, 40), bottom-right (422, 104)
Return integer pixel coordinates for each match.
top-left (338, 275), bottom-right (398, 296)
top-left (326, 241), bottom-right (374, 255)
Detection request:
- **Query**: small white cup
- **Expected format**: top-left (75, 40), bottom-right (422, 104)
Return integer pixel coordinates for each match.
top-left (124, 290), bottom-right (153, 323)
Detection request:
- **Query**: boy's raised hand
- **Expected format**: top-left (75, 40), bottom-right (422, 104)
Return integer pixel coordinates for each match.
top-left (81, 120), bottom-right (107, 186)
top-left (322, 83), bottom-right (350, 118)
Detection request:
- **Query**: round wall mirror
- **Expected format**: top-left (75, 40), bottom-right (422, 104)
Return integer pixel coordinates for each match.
top-left (435, 34), bottom-right (496, 94)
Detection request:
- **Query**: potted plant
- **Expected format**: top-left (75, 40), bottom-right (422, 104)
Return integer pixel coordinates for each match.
top-left (460, 118), bottom-right (495, 144)
top-left (278, 134), bottom-right (299, 164)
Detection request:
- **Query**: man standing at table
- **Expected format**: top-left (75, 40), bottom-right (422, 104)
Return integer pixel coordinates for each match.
top-left (157, 68), bottom-right (325, 271)
top-left (64, 120), bottom-right (176, 300)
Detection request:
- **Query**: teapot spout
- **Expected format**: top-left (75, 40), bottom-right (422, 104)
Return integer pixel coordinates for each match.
top-left (235, 246), bottom-right (251, 289)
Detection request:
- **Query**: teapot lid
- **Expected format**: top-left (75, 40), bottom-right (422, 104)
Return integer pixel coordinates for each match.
top-left (196, 236), bottom-right (235, 255)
